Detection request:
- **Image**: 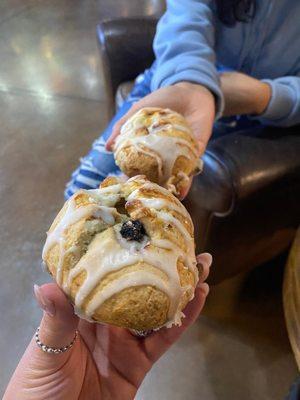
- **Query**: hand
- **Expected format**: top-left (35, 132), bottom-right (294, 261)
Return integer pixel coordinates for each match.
top-left (106, 83), bottom-right (216, 157)
top-left (220, 72), bottom-right (271, 117)
top-left (106, 83), bottom-right (215, 199)
top-left (4, 254), bottom-right (212, 400)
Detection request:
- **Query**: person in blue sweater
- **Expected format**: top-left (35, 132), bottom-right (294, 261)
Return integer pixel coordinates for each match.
top-left (65, 0), bottom-right (300, 199)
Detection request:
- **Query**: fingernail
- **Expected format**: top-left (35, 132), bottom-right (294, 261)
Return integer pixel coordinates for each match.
top-left (34, 284), bottom-right (56, 317)
top-left (203, 253), bottom-right (213, 268)
top-left (196, 253), bottom-right (213, 269)
top-left (197, 262), bottom-right (204, 276)
top-left (200, 282), bottom-right (210, 297)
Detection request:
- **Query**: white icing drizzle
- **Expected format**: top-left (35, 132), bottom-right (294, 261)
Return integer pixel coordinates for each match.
top-left (151, 237), bottom-right (196, 269)
top-left (158, 211), bottom-right (192, 248)
top-left (127, 186), bottom-right (193, 225)
top-left (43, 178), bottom-right (198, 328)
top-left (65, 230), bottom-right (184, 322)
top-left (86, 271), bottom-right (173, 317)
top-left (92, 184), bottom-right (121, 194)
top-left (146, 211), bottom-right (196, 276)
top-left (172, 123), bottom-right (193, 134)
top-left (42, 189), bottom-right (118, 285)
top-left (93, 207), bottom-right (116, 225)
top-left (127, 185), bottom-right (197, 276)
top-left (89, 184), bottom-right (122, 206)
top-left (114, 109), bottom-right (199, 185)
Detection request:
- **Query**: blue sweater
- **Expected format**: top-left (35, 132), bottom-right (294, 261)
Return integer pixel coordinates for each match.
top-left (151, 0), bottom-right (300, 127)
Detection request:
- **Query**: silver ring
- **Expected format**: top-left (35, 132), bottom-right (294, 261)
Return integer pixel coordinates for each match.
top-left (35, 327), bottom-right (78, 354)
top-left (130, 329), bottom-right (153, 338)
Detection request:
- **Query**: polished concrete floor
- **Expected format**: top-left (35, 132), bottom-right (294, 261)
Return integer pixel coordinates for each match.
top-left (0, 1), bottom-right (298, 399)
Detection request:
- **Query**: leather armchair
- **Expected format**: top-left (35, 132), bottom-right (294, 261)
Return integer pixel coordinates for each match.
top-left (97, 17), bottom-right (300, 284)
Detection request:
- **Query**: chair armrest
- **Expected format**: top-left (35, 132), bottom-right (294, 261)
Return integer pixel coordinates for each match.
top-left (208, 124), bottom-right (300, 201)
top-left (184, 125), bottom-right (300, 283)
top-left (97, 17), bottom-right (157, 113)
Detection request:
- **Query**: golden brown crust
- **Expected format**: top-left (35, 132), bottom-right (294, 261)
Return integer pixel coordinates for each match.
top-left (100, 176), bottom-right (120, 188)
top-left (113, 108), bottom-right (200, 196)
top-left (95, 286), bottom-right (169, 330)
top-left (43, 176), bottom-right (197, 330)
top-left (116, 146), bottom-right (160, 183)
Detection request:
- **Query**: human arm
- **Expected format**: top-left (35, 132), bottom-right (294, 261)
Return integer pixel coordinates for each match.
top-left (255, 76), bottom-right (300, 127)
top-left (4, 254), bottom-right (212, 400)
top-left (151, 0), bottom-right (223, 117)
top-left (220, 72), bottom-right (300, 127)
top-left (106, 0), bottom-right (224, 152)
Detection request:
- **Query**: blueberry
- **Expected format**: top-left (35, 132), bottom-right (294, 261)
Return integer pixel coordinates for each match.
top-left (120, 220), bottom-right (146, 242)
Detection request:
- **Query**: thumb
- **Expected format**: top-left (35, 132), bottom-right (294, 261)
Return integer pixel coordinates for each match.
top-left (105, 104), bottom-right (140, 151)
top-left (105, 117), bottom-right (125, 151)
top-left (34, 283), bottom-right (78, 351)
top-left (3, 284), bottom-right (79, 399)
top-left (178, 177), bottom-right (193, 200)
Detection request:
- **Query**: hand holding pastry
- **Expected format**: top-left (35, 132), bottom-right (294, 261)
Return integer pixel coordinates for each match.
top-left (113, 107), bottom-right (202, 197)
top-left (4, 256), bottom-right (211, 400)
top-left (106, 83), bottom-right (216, 197)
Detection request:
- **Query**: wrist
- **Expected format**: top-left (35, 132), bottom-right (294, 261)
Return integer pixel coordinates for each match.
top-left (175, 81), bottom-right (216, 117)
top-left (252, 81), bottom-right (272, 115)
top-left (174, 81), bottom-right (215, 149)
top-left (175, 81), bottom-right (214, 99)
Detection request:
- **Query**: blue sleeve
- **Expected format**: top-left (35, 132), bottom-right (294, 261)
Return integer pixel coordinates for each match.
top-left (254, 76), bottom-right (300, 127)
top-left (151, 0), bottom-right (224, 118)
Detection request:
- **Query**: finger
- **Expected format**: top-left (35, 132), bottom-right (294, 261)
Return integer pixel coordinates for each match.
top-left (144, 283), bottom-right (209, 362)
top-left (34, 283), bottom-right (79, 352)
top-left (4, 286), bottom-right (81, 399)
top-left (187, 109), bottom-right (214, 152)
top-left (196, 252), bottom-right (213, 282)
top-left (106, 105), bottom-right (139, 151)
top-left (178, 177), bottom-right (193, 200)
top-left (105, 118), bottom-right (126, 151)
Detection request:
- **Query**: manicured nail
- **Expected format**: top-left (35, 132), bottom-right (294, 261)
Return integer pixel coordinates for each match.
top-left (199, 282), bottom-right (210, 297)
top-left (196, 253), bottom-right (213, 268)
top-left (197, 262), bottom-right (204, 277)
top-left (34, 284), bottom-right (56, 317)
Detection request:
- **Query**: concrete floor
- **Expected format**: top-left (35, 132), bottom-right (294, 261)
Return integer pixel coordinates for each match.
top-left (0, 1), bottom-right (297, 399)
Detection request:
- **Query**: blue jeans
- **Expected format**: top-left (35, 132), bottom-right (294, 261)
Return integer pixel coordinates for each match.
top-left (65, 65), bottom-right (259, 199)
top-left (64, 68), bottom-right (155, 198)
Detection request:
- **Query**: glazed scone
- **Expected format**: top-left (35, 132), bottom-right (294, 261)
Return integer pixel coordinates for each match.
top-left (113, 108), bottom-right (203, 196)
top-left (42, 175), bottom-right (198, 331)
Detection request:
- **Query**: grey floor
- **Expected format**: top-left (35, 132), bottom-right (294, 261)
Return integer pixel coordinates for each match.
top-left (0, 1), bottom-right (297, 399)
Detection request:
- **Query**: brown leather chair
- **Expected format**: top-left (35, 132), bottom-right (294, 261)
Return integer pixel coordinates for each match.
top-left (97, 17), bottom-right (300, 284)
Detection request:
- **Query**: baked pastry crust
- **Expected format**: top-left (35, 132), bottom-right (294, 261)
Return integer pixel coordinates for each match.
top-left (42, 176), bottom-right (198, 330)
top-left (113, 108), bottom-right (202, 196)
